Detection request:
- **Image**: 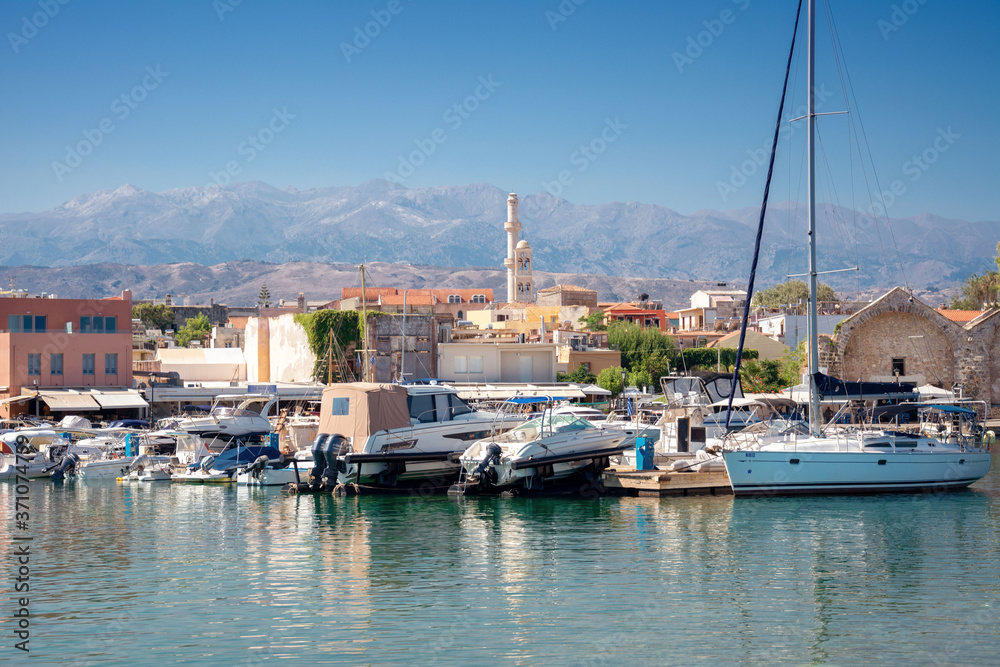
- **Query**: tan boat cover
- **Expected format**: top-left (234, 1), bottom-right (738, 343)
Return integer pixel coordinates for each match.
top-left (318, 383), bottom-right (410, 452)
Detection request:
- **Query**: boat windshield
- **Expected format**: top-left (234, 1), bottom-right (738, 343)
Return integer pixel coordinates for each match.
top-left (211, 408), bottom-right (259, 418)
top-left (512, 413), bottom-right (594, 436)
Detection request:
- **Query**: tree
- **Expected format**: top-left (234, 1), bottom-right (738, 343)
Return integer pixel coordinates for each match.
top-left (607, 321), bottom-right (677, 371)
top-left (174, 313), bottom-right (211, 347)
top-left (949, 272), bottom-right (1000, 310)
top-left (132, 303), bottom-right (175, 332)
top-left (258, 283), bottom-right (272, 308)
top-left (557, 363), bottom-right (597, 384)
top-left (752, 280), bottom-right (838, 309)
top-left (596, 366), bottom-right (625, 398)
top-left (578, 310), bottom-right (606, 331)
top-left (626, 368), bottom-right (654, 391)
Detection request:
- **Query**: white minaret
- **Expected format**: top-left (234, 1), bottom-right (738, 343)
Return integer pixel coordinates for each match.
top-left (504, 193), bottom-right (520, 303)
top-left (515, 238), bottom-right (533, 302)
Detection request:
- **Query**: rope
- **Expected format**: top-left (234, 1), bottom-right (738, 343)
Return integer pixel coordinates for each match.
top-left (725, 0), bottom-right (804, 431)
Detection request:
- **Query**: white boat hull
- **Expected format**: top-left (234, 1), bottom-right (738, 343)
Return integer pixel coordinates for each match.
top-left (78, 457), bottom-right (135, 479)
top-left (0, 456), bottom-right (52, 480)
top-left (722, 449), bottom-right (992, 496)
top-left (236, 466), bottom-right (306, 486)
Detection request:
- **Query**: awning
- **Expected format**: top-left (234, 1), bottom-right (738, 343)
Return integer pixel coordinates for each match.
top-left (92, 390), bottom-right (148, 409)
top-left (36, 390), bottom-right (101, 411)
top-left (0, 393), bottom-right (36, 406)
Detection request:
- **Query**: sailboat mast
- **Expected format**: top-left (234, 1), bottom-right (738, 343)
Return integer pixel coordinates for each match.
top-left (807, 0), bottom-right (821, 435)
top-left (360, 263), bottom-right (370, 383)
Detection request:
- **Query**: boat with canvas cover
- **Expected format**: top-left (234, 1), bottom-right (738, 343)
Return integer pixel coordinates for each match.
top-left (307, 382), bottom-right (518, 490)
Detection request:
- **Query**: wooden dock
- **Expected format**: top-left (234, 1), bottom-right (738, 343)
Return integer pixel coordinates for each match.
top-left (602, 466), bottom-right (733, 497)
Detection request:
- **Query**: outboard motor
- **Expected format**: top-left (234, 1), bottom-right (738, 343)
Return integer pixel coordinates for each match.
top-left (127, 455), bottom-right (151, 474)
top-left (50, 452), bottom-right (79, 482)
top-left (472, 443), bottom-right (502, 488)
top-left (321, 435), bottom-right (344, 489)
top-left (247, 454), bottom-right (270, 481)
top-left (309, 434), bottom-right (329, 487)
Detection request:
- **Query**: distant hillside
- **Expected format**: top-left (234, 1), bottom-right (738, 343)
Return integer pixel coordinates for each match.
top-left (1, 181), bottom-right (996, 295)
top-left (0, 261), bottom-right (725, 312)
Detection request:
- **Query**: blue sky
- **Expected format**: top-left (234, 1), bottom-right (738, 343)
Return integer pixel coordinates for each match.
top-left (1, 0), bottom-right (996, 221)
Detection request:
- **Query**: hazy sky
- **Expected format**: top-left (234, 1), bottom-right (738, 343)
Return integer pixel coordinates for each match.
top-left (1, 0), bottom-right (996, 220)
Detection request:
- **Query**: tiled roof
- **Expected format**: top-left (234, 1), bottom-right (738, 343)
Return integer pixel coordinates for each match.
top-left (937, 309), bottom-right (984, 323)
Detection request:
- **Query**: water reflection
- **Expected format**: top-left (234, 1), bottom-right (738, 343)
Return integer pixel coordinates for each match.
top-left (0, 456), bottom-right (997, 664)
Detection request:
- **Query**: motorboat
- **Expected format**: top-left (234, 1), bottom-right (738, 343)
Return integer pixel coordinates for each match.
top-left (171, 433), bottom-right (284, 484)
top-left (720, 0), bottom-right (991, 496)
top-left (0, 430), bottom-right (63, 480)
top-left (307, 382), bottom-right (520, 490)
top-left (455, 396), bottom-right (628, 493)
top-left (118, 455), bottom-right (173, 482)
top-left (235, 453), bottom-right (308, 486)
top-left (175, 395), bottom-right (273, 437)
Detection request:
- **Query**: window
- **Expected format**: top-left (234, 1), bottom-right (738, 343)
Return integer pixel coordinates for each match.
top-left (469, 356), bottom-right (484, 374)
top-left (93, 317), bottom-right (104, 333)
top-left (448, 294), bottom-right (461, 304)
top-left (471, 294), bottom-right (486, 304)
top-left (892, 358), bottom-right (905, 377)
top-left (27, 353), bottom-right (40, 376)
top-left (330, 397), bottom-right (350, 416)
top-left (454, 356), bottom-right (468, 373)
top-left (80, 317), bottom-right (92, 333)
top-left (7, 315), bottom-right (19, 332)
top-left (407, 393), bottom-right (435, 423)
top-left (82, 353), bottom-right (95, 375)
top-left (104, 316), bottom-right (116, 333)
top-left (105, 353), bottom-right (118, 375)
top-left (51, 353), bottom-right (63, 376)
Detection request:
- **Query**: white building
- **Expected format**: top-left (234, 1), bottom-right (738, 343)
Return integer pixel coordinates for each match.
top-left (438, 342), bottom-right (556, 383)
top-left (757, 312), bottom-right (849, 349)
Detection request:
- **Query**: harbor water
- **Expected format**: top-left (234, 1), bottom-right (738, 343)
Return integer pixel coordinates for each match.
top-left (3, 456), bottom-right (1000, 665)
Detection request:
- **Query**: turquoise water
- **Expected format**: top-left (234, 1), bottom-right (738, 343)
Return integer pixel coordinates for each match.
top-left (3, 457), bottom-right (1000, 665)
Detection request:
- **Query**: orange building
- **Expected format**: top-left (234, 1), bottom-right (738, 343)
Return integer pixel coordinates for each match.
top-left (0, 290), bottom-right (138, 419)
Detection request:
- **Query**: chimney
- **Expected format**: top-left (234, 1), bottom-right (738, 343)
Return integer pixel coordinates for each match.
top-left (297, 292), bottom-right (306, 312)
top-left (121, 289), bottom-right (132, 303)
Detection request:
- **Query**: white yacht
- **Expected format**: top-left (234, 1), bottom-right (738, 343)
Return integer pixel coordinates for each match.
top-left (311, 382), bottom-right (519, 489)
top-left (176, 394), bottom-right (273, 437)
top-left (456, 397), bottom-right (627, 493)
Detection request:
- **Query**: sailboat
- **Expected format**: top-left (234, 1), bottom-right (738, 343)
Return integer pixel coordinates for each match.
top-left (720, 0), bottom-right (992, 496)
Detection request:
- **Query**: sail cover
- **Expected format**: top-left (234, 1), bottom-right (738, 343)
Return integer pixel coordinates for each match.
top-left (812, 373), bottom-right (916, 401)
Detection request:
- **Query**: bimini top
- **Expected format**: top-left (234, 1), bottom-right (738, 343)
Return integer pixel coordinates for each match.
top-left (505, 396), bottom-right (555, 405)
top-left (318, 383), bottom-right (410, 452)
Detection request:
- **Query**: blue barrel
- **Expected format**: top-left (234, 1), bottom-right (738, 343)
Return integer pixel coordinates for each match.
top-left (635, 436), bottom-right (654, 471)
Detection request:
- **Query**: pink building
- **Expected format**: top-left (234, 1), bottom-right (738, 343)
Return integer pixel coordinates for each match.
top-left (0, 290), bottom-right (137, 419)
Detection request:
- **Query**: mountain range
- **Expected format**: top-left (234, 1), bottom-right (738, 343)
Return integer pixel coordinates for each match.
top-left (1, 180), bottom-right (994, 306)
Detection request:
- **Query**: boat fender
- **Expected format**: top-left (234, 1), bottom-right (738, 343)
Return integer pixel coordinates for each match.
top-left (985, 431), bottom-right (995, 450)
top-left (50, 452), bottom-right (79, 482)
top-left (200, 455), bottom-right (217, 471)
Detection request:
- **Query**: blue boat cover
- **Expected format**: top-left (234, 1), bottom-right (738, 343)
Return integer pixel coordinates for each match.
top-left (812, 373), bottom-right (916, 400)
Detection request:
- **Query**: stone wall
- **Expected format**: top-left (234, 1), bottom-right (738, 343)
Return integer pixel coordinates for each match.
top-left (829, 287), bottom-right (1000, 405)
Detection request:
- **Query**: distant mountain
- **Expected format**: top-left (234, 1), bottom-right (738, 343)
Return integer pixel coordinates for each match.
top-left (2, 181), bottom-right (996, 293)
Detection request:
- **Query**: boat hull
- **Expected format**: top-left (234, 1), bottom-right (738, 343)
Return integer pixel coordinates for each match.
top-left (722, 449), bottom-right (992, 496)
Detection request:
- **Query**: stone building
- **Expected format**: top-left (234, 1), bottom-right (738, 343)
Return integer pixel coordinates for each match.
top-left (536, 284), bottom-right (598, 309)
top-left (818, 287), bottom-right (1000, 405)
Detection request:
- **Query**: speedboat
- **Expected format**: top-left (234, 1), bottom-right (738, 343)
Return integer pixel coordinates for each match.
top-left (175, 395), bottom-right (273, 438)
top-left (171, 434), bottom-right (284, 484)
top-left (456, 396), bottom-right (628, 493)
top-left (307, 383), bottom-right (520, 490)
